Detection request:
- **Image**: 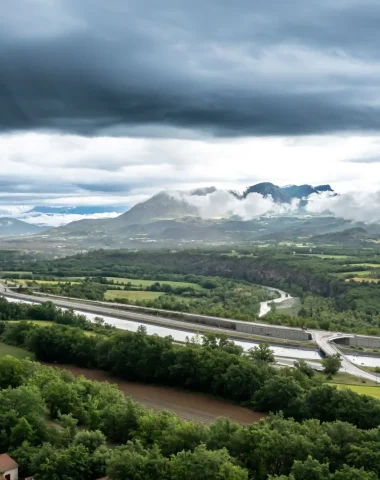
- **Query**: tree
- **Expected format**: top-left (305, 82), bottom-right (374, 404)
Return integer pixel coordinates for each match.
top-left (168, 445), bottom-right (249, 480)
top-left (73, 430), bottom-right (106, 453)
top-left (158, 420), bottom-right (207, 456)
top-left (31, 444), bottom-right (90, 480)
top-left (107, 441), bottom-right (168, 480)
top-left (43, 379), bottom-right (85, 420)
top-left (322, 354), bottom-right (342, 375)
top-left (248, 343), bottom-right (275, 364)
top-left (332, 465), bottom-right (378, 480)
top-left (290, 456), bottom-right (330, 480)
top-left (294, 360), bottom-right (315, 378)
top-left (0, 356), bottom-right (28, 389)
top-left (253, 376), bottom-right (304, 417)
top-left (10, 418), bottom-right (34, 448)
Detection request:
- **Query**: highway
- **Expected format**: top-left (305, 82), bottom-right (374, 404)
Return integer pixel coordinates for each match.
top-left (312, 330), bottom-right (379, 382)
top-left (1, 284), bottom-right (380, 382)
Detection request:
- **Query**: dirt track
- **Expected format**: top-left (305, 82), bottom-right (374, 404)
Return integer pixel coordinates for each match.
top-left (47, 363), bottom-right (265, 424)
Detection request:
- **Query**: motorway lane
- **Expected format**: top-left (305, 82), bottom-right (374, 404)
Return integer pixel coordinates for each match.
top-left (2, 285), bottom-right (379, 381)
top-left (311, 330), bottom-right (379, 382)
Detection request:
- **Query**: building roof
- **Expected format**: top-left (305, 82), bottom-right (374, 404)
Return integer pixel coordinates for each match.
top-left (0, 453), bottom-right (18, 471)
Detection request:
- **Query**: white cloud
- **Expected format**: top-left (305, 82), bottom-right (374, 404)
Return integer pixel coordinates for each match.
top-left (18, 212), bottom-right (120, 227)
top-left (1, 131), bottom-right (380, 219)
top-left (306, 191), bottom-right (380, 223)
top-left (171, 190), bottom-right (294, 220)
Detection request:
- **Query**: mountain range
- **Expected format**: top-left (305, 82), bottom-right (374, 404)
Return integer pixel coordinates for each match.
top-left (0, 218), bottom-right (49, 237)
top-left (2, 182), bottom-right (359, 252)
top-left (231, 183), bottom-right (334, 203)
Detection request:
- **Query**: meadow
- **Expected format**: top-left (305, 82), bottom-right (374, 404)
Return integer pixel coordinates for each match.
top-left (104, 290), bottom-right (165, 301)
top-left (105, 277), bottom-right (204, 290)
top-left (333, 383), bottom-right (380, 400)
top-left (0, 341), bottom-right (33, 359)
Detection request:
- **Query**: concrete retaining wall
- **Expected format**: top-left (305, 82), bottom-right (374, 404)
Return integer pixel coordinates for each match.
top-left (3, 292), bottom-right (312, 342)
top-left (334, 336), bottom-right (380, 349)
top-left (236, 323), bottom-right (311, 340)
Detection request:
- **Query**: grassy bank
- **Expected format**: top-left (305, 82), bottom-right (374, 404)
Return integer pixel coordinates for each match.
top-left (0, 341), bottom-right (33, 359)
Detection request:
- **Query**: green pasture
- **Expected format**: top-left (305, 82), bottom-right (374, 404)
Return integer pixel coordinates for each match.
top-left (333, 383), bottom-right (380, 399)
top-left (0, 341), bottom-right (33, 359)
top-left (105, 277), bottom-right (203, 290)
top-left (104, 290), bottom-right (165, 301)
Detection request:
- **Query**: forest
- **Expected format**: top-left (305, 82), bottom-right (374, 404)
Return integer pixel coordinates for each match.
top-left (2, 247), bottom-right (380, 333)
top-left (0, 355), bottom-right (379, 479)
top-left (1, 299), bottom-right (380, 431)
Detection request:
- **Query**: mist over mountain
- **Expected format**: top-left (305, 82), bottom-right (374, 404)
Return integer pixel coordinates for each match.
top-left (2, 180), bottom-right (380, 252)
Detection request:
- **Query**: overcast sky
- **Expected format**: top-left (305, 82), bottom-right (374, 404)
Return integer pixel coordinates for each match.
top-left (1, 0), bottom-right (380, 212)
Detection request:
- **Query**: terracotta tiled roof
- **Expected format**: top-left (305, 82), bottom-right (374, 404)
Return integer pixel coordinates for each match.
top-left (0, 453), bottom-right (18, 471)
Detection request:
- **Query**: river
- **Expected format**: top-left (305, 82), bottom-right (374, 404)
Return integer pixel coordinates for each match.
top-left (259, 287), bottom-right (292, 317)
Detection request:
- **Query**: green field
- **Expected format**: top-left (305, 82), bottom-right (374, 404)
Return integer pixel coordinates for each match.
top-left (318, 371), bottom-right (378, 386)
top-left (334, 270), bottom-right (374, 278)
top-left (0, 341), bottom-right (33, 359)
top-left (106, 277), bottom-right (203, 290)
top-left (8, 320), bottom-right (55, 327)
top-left (333, 383), bottom-right (380, 399)
top-left (345, 263), bottom-right (380, 268)
top-left (13, 279), bottom-right (80, 285)
top-left (104, 290), bottom-right (165, 301)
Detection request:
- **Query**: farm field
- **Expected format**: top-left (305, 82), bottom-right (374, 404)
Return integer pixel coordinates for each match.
top-left (0, 341), bottom-right (33, 359)
top-left (333, 270), bottom-right (374, 278)
top-left (106, 277), bottom-right (204, 290)
top-left (48, 363), bottom-right (265, 424)
top-left (104, 290), bottom-right (165, 301)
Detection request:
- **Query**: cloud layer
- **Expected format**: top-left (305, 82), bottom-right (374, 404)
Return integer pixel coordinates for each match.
top-left (306, 191), bottom-right (380, 223)
top-left (174, 189), bottom-right (380, 224)
top-left (2, 0), bottom-right (380, 136)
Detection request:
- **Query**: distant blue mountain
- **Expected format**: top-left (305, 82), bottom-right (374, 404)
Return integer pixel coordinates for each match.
top-left (28, 206), bottom-right (127, 215)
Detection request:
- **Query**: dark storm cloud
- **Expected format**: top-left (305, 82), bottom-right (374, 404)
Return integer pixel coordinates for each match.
top-left (1, 0), bottom-right (380, 136)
